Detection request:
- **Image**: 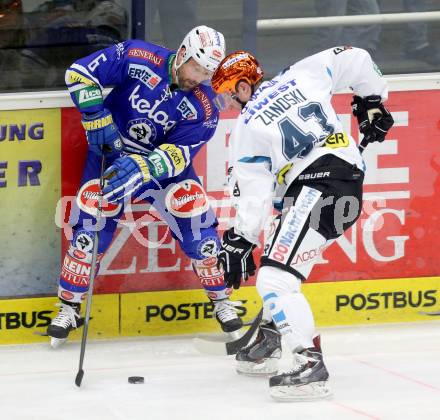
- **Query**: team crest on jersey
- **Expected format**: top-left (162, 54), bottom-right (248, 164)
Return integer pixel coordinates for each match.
top-left (128, 63), bottom-right (161, 89)
top-left (165, 179), bottom-right (209, 218)
top-left (127, 118), bottom-right (156, 145)
top-left (177, 97), bottom-right (198, 120)
top-left (197, 237), bottom-right (219, 258)
top-left (72, 231), bottom-right (94, 254)
top-left (76, 179), bottom-right (122, 217)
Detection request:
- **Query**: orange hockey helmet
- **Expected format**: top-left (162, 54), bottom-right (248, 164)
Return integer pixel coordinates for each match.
top-left (211, 51), bottom-right (264, 94)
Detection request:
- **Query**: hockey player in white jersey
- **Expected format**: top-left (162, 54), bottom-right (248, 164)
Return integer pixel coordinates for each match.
top-left (211, 47), bottom-right (394, 401)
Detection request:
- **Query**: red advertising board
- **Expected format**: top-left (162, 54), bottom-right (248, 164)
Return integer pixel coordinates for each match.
top-left (60, 90), bottom-right (440, 293)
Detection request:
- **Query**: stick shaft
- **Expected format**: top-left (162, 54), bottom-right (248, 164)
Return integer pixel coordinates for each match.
top-left (75, 152), bottom-right (106, 387)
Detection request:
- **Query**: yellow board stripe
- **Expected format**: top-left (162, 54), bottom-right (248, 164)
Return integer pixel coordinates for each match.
top-left (1, 277), bottom-right (439, 345)
top-left (0, 294), bottom-right (119, 345)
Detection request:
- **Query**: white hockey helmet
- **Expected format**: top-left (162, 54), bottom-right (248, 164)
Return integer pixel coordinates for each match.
top-left (175, 25), bottom-right (226, 73)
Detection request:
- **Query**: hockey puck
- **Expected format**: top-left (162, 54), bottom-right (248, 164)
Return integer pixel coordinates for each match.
top-left (128, 376), bottom-right (144, 384)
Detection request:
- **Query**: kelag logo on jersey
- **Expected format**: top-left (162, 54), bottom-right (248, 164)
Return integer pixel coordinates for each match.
top-left (128, 64), bottom-right (161, 90)
top-left (129, 85), bottom-right (177, 132)
top-left (177, 97), bottom-right (198, 120)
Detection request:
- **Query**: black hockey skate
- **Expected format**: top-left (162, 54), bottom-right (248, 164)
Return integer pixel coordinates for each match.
top-left (212, 298), bottom-right (243, 335)
top-left (47, 300), bottom-right (83, 348)
top-left (269, 336), bottom-right (332, 401)
top-left (235, 321), bottom-right (281, 376)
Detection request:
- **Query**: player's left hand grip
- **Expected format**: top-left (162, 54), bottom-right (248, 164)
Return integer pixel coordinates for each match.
top-left (82, 109), bottom-right (121, 155)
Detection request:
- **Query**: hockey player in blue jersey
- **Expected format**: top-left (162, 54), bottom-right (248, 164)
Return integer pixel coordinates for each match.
top-left (47, 26), bottom-right (244, 347)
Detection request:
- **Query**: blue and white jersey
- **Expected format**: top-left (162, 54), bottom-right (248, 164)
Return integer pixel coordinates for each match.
top-left (65, 39), bottom-right (218, 164)
top-left (229, 47), bottom-right (389, 243)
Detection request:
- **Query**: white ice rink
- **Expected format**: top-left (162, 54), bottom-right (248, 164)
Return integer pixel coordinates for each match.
top-left (1, 321), bottom-right (440, 420)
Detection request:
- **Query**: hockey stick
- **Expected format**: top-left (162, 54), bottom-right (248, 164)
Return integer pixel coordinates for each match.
top-left (358, 136), bottom-right (369, 154)
top-left (75, 152), bottom-right (106, 387)
top-left (418, 311), bottom-right (440, 316)
top-left (194, 307), bottom-right (263, 356)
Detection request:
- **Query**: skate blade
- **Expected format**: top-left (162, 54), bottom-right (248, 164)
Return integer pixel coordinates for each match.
top-left (236, 359), bottom-right (279, 376)
top-left (50, 337), bottom-right (68, 349)
top-left (270, 381), bottom-right (333, 402)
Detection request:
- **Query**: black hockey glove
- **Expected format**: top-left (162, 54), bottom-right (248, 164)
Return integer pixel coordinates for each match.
top-left (351, 95), bottom-right (394, 149)
top-left (217, 228), bottom-right (257, 289)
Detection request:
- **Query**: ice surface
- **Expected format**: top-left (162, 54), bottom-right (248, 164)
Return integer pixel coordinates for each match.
top-left (1, 321), bottom-right (440, 420)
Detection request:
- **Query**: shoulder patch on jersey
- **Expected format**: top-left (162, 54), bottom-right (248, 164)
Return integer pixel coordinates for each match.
top-left (115, 42), bottom-right (125, 60)
top-left (128, 63), bottom-right (162, 89)
top-left (177, 97), bottom-right (198, 120)
top-left (333, 45), bottom-right (353, 55)
top-left (66, 70), bottom-right (95, 86)
top-left (193, 87), bottom-right (213, 120)
top-left (128, 48), bottom-right (165, 66)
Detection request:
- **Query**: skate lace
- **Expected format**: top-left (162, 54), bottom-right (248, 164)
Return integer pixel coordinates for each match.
top-left (241, 323), bottom-right (277, 351)
top-left (285, 352), bottom-right (316, 376)
top-left (213, 299), bottom-right (241, 323)
top-left (52, 303), bottom-right (80, 329)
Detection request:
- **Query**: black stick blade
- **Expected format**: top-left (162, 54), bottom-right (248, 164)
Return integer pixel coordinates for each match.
top-left (75, 369), bottom-right (84, 387)
top-left (225, 308), bottom-right (263, 355)
top-left (194, 308), bottom-right (264, 356)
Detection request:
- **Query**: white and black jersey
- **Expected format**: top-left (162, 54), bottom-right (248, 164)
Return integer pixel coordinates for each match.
top-left (229, 46), bottom-right (389, 244)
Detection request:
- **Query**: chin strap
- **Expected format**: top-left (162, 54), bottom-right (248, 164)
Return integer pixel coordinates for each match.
top-left (172, 49), bottom-right (189, 85)
top-left (234, 84), bottom-right (257, 109)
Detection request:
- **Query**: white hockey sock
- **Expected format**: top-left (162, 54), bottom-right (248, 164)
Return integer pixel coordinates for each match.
top-left (257, 266), bottom-right (315, 352)
top-left (269, 293), bottom-right (315, 351)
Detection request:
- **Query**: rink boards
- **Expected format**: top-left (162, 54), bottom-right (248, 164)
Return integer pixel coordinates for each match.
top-left (1, 276), bottom-right (439, 345)
top-left (1, 76), bottom-right (440, 345)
